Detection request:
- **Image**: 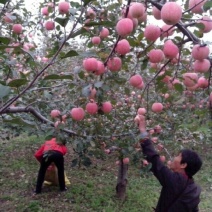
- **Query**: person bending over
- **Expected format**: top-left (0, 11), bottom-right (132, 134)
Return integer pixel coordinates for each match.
top-left (34, 137), bottom-right (67, 194)
top-left (136, 115), bottom-right (202, 212)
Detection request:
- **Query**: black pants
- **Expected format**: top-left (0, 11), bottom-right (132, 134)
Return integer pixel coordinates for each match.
top-left (35, 151), bottom-right (66, 193)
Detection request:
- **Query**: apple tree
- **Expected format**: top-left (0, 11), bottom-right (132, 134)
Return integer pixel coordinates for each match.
top-left (0, 0), bottom-right (212, 199)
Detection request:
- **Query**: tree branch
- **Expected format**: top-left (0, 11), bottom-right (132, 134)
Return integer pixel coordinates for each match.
top-left (104, 0), bottom-right (132, 66)
top-left (207, 58), bottom-right (212, 93)
top-left (1, 106), bottom-right (139, 139)
top-left (142, 59), bottom-right (172, 94)
top-left (1, 106), bottom-right (79, 137)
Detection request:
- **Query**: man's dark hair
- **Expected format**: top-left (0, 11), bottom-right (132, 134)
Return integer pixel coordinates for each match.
top-left (180, 149), bottom-right (202, 178)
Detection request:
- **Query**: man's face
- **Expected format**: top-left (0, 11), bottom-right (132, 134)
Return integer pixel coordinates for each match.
top-left (169, 153), bottom-right (186, 172)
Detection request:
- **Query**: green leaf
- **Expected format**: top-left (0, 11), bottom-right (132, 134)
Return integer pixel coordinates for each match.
top-left (46, 42), bottom-right (60, 58)
top-left (70, 28), bottom-right (88, 38)
top-left (83, 0), bottom-right (95, 6)
top-left (203, 1), bottom-right (212, 11)
top-left (141, 58), bottom-right (148, 70)
top-left (0, 80), bottom-right (7, 86)
top-left (174, 83), bottom-right (184, 93)
top-left (43, 74), bottom-right (73, 80)
top-left (175, 36), bottom-right (183, 42)
top-left (70, 1), bottom-right (81, 8)
top-left (114, 77), bottom-right (126, 84)
top-left (44, 90), bottom-right (52, 100)
top-left (156, 78), bottom-right (166, 88)
top-left (0, 37), bottom-right (11, 45)
top-left (195, 23), bottom-right (205, 30)
top-left (184, 0), bottom-right (189, 10)
top-left (124, 87), bottom-right (130, 95)
top-left (160, 86), bottom-right (169, 94)
top-left (0, 84), bottom-right (10, 98)
top-left (102, 84), bottom-right (110, 92)
top-left (0, 0), bottom-right (8, 4)
top-left (81, 156), bottom-right (92, 167)
top-left (56, 25), bottom-right (61, 31)
top-left (69, 83), bottom-right (75, 89)
top-left (55, 17), bottom-right (69, 27)
top-left (85, 21), bottom-right (114, 27)
top-left (60, 50), bottom-right (79, 59)
top-left (94, 81), bottom-right (104, 88)
top-left (13, 47), bottom-right (22, 54)
top-left (127, 38), bottom-right (137, 47)
top-left (19, 71), bottom-right (27, 79)
top-left (193, 30), bottom-right (203, 38)
top-left (183, 13), bottom-right (192, 19)
top-left (137, 32), bottom-right (144, 42)
top-left (182, 48), bottom-right (191, 55)
top-left (71, 158), bottom-right (78, 167)
top-left (82, 85), bottom-right (90, 97)
top-left (78, 71), bottom-right (85, 79)
top-left (79, 51), bottom-right (97, 58)
top-left (7, 78), bottom-right (28, 87)
top-left (3, 117), bottom-right (35, 127)
top-left (45, 129), bottom-right (57, 140)
top-left (0, 45), bottom-right (13, 50)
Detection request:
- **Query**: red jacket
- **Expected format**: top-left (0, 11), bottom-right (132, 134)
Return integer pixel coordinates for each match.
top-left (34, 138), bottom-right (67, 162)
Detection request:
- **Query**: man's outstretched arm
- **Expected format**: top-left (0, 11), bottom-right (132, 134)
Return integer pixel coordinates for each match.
top-left (136, 115), bottom-right (175, 187)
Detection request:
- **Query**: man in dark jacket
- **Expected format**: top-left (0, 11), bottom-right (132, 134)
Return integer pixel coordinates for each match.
top-left (136, 115), bottom-right (202, 212)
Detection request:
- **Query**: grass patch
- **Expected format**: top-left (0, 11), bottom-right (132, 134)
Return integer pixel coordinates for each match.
top-left (0, 135), bottom-right (211, 211)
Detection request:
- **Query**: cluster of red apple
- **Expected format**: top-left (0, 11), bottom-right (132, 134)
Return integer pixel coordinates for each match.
top-left (81, 1), bottom-right (211, 109)
top-left (42, 2), bottom-right (70, 31)
top-left (50, 98), bottom-right (113, 126)
top-left (4, 2), bottom-right (71, 33)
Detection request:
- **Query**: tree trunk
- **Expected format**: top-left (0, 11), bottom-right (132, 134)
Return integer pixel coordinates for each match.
top-left (116, 160), bottom-right (128, 200)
